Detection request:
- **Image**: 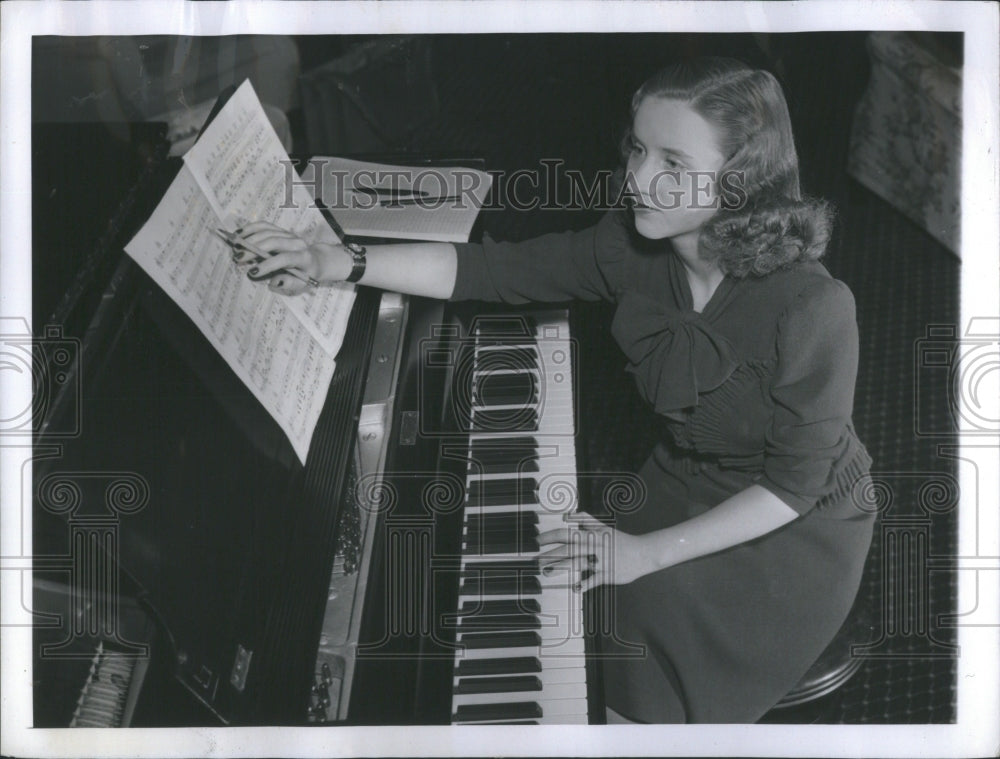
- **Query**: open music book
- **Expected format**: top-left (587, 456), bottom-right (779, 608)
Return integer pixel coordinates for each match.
top-left (306, 155), bottom-right (492, 243)
top-left (125, 81), bottom-right (356, 464)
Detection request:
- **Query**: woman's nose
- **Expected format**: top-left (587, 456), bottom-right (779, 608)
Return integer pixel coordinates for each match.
top-left (628, 157), bottom-right (656, 198)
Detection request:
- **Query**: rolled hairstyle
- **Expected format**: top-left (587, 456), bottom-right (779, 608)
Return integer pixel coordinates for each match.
top-left (626, 57), bottom-right (833, 277)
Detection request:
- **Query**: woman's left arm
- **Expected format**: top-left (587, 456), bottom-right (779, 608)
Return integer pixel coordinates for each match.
top-left (540, 485), bottom-right (797, 592)
top-left (541, 275), bottom-right (863, 591)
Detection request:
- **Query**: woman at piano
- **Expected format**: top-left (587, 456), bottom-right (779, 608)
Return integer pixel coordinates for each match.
top-left (239, 57), bottom-right (874, 725)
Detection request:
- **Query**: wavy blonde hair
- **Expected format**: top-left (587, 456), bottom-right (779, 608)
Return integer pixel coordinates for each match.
top-left (625, 57), bottom-right (833, 277)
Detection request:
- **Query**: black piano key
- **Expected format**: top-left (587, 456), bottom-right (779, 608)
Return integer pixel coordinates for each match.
top-left (475, 347), bottom-right (539, 372)
top-left (456, 614), bottom-right (541, 632)
top-left (454, 675), bottom-right (543, 695)
top-left (468, 444), bottom-right (539, 475)
top-left (467, 478), bottom-right (538, 507)
top-left (459, 599), bottom-right (541, 616)
top-left (461, 558), bottom-right (539, 573)
top-left (459, 575), bottom-right (542, 596)
top-left (460, 566), bottom-right (539, 579)
top-left (493, 721), bottom-right (540, 725)
top-left (469, 407), bottom-right (538, 432)
top-left (466, 511), bottom-right (539, 531)
top-left (477, 372), bottom-right (537, 392)
top-left (453, 702), bottom-right (543, 722)
top-left (465, 521), bottom-right (539, 546)
top-left (471, 457), bottom-right (539, 475)
top-left (455, 656), bottom-right (542, 677)
top-left (470, 436), bottom-right (537, 452)
top-left (475, 373), bottom-right (538, 407)
top-left (462, 536), bottom-right (540, 555)
top-left (474, 316), bottom-right (537, 338)
top-left (458, 631), bottom-right (542, 649)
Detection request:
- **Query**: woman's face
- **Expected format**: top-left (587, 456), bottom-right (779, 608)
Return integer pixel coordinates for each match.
top-left (625, 97), bottom-right (727, 245)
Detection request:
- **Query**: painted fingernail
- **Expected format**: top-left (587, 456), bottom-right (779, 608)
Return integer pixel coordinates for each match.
top-left (234, 227), bottom-right (243, 235)
top-left (247, 267), bottom-right (259, 278)
top-left (276, 279), bottom-right (285, 287)
top-left (542, 566), bottom-right (552, 575)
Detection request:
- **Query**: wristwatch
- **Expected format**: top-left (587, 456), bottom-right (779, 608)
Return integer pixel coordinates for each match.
top-left (344, 242), bottom-right (367, 283)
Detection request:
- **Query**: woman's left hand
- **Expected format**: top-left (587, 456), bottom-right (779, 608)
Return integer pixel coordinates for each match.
top-left (538, 513), bottom-right (655, 592)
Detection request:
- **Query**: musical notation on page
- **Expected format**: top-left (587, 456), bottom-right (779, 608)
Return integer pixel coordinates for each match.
top-left (125, 80), bottom-right (356, 464)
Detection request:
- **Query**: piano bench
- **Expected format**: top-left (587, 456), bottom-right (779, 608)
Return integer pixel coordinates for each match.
top-left (761, 588), bottom-right (875, 721)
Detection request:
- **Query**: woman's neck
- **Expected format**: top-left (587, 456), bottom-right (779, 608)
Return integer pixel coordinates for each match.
top-left (672, 232), bottom-right (724, 312)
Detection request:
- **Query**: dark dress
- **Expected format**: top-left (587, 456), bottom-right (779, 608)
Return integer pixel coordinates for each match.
top-left (450, 210), bottom-right (875, 723)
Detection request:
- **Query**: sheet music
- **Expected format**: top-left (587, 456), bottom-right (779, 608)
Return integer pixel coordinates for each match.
top-left (314, 156), bottom-right (492, 243)
top-left (125, 165), bottom-right (336, 464)
top-left (183, 80), bottom-right (355, 357)
top-left (125, 81), bottom-right (357, 464)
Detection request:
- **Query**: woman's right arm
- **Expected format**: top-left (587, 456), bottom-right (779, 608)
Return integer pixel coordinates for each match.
top-left (235, 222), bottom-right (459, 299)
top-left (238, 211), bottom-right (628, 303)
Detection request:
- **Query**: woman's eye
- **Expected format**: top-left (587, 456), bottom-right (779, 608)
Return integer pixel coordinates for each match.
top-left (629, 141), bottom-right (643, 155)
top-left (662, 156), bottom-right (680, 169)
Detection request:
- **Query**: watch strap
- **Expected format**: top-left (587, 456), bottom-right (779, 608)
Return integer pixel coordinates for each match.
top-left (344, 242), bottom-right (367, 284)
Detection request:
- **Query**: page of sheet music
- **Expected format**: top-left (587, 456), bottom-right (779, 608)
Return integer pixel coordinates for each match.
top-left (312, 155), bottom-right (493, 243)
top-left (183, 80), bottom-right (355, 358)
top-left (125, 164), bottom-right (336, 465)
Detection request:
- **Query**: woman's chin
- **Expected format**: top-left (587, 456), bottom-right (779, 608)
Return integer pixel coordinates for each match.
top-left (631, 212), bottom-right (670, 240)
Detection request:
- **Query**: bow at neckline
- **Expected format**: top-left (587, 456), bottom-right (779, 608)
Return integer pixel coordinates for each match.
top-left (611, 290), bottom-right (739, 414)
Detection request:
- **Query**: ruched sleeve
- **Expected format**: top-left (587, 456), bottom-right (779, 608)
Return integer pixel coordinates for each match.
top-left (760, 277), bottom-right (861, 514)
top-left (450, 211), bottom-right (629, 304)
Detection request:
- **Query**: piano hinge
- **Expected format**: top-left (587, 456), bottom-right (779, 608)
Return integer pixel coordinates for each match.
top-left (400, 410), bottom-right (419, 446)
top-left (229, 644), bottom-right (252, 693)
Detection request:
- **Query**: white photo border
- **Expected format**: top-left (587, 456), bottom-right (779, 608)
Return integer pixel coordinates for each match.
top-left (1, 1), bottom-right (997, 757)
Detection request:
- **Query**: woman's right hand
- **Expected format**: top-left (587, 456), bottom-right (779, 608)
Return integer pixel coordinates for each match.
top-left (235, 221), bottom-right (354, 294)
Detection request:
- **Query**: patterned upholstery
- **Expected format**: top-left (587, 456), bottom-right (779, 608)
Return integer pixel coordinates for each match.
top-left (847, 33), bottom-right (961, 256)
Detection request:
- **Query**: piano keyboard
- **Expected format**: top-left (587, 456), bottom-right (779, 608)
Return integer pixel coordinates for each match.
top-left (450, 311), bottom-right (589, 725)
top-left (67, 642), bottom-right (137, 727)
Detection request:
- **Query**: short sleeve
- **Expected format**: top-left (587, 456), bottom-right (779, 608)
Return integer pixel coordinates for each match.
top-left (759, 277), bottom-right (861, 514)
top-left (450, 211), bottom-right (629, 304)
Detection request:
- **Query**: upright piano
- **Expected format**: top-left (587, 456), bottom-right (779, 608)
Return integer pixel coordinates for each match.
top-left (30, 122), bottom-right (604, 727)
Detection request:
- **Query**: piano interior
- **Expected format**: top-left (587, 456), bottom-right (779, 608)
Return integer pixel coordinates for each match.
top-left (27, 32), bottom-right (961, 728)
